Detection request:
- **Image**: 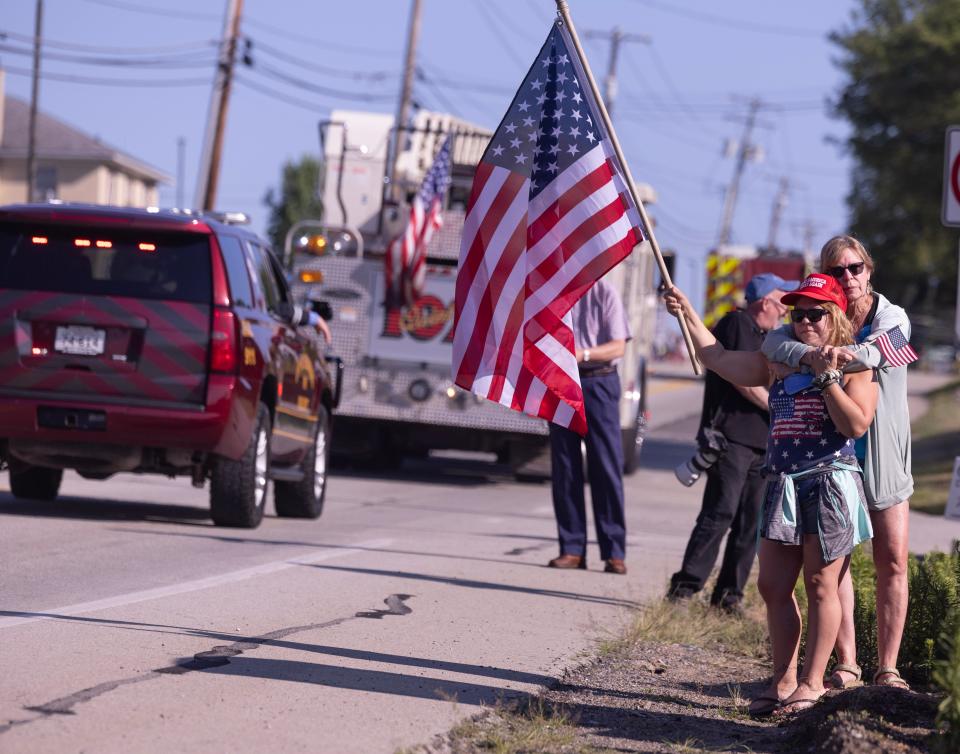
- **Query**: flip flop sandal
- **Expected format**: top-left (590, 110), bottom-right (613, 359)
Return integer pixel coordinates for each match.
top-left (747, 695), bottom-right (783, 717)
top-left (828, 662), bottom-right (864, 689)
top-left (873, 667), bottom-right (910, 690)
top-left (773, 697), bottom-right (821, 718)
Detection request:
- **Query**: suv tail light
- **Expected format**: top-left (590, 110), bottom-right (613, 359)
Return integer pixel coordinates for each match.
top-left (210, 308), bottom-right (238, 374)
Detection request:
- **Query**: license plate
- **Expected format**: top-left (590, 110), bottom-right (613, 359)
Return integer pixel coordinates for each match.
top-left (54, 325), bottom-right (106, 356)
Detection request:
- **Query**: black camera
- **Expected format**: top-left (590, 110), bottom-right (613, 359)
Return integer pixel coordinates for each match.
top-left (674, 426), bottom-right (728, 486)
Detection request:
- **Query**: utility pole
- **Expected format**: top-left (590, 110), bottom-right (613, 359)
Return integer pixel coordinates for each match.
top-left (195, 0), bottom-right (243, 211)
top-left (583, 26), bottom-right (649, 118)
top-left (717, 98), bottom-right (764, 247)
top-left (766, 177), bottom-right (789, 252)
top-left (388, 0), bottom-right (422, 203)
top-left (25, 0), bottom-right (43, 203)
top-left (176, 137), bottom-right (186, 208)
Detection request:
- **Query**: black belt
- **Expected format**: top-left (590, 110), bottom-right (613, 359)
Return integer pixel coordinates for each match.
top-left (579, 365), bottom-right (617, 378)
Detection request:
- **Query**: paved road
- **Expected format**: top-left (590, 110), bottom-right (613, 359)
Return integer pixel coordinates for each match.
top-left (2, 369), bottom-right (957, 753)
top-left (0, 375), bottom-right (705, 754)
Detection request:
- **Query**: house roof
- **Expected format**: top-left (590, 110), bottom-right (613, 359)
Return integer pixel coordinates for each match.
top-left (1, 96), bottom-right (170, 184)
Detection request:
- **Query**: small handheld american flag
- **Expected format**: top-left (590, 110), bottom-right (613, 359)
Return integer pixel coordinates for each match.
top-left (385, 135), bottom-right (452, 308)
top-left (451, 20), bottom-right (643, 435)
top-left (874, 325), bottom-right (918, 367)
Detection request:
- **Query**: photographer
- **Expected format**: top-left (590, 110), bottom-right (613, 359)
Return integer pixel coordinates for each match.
top-left (667, 273), bottom-right (797, 613)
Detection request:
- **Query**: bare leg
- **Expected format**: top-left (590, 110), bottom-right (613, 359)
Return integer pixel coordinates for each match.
top-left (872, 502), bottom-right (910, 679)
top-left (831, 567), bottom-right (858, 684)
top-left (754, 540), bottom-right (804, 707)
top-left (783, 537), bottom-right (849, 707)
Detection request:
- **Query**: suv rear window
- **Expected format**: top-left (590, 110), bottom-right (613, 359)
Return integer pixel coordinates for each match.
top-left (0, 223), bottom-right (212, 304)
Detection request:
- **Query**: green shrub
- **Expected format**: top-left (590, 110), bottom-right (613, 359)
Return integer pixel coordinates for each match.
top-left (901, 551), bottom-right (960, 682)
top-left (847, 542), bottom-right (960, 685)
top-left (933, 617), bottom-right (960, 753)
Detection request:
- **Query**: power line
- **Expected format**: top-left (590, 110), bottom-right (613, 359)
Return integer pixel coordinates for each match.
top-left (470, 0), bottom-right (528, 70)
top-left (248, 37), bottom-right (397, 82)
top-left (80, 0), bottom-right (219, 22)
top-left (251, 61), bottom-right (395, 103)
top-left (0, 28), bottom-right (217, 54)
top-left (243, 17), bottom-right (397, 58)
top-left (625, 0), bottom-right (823, 38)
top-left (643, 43), bottom-right (707, 126)
top-left (414, 69), bottom-right (462, 118)
top-left (0, 41), bottom-right (217, 69)
top-left (2, 63), bottom-right (209, 87)
top-left (234, 75), bottom-right (329, 115)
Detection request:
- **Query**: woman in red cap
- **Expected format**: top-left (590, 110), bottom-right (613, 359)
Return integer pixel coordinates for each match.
top-left (763, 236), bottom-right (915, 692)
top-left (664, 274), bottom-right (878, 717)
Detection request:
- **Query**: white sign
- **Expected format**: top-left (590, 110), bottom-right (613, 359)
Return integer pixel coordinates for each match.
top-left (945, 456), bottom-right (960, 519)
top-left (942, 126), bottom-right (960, 227)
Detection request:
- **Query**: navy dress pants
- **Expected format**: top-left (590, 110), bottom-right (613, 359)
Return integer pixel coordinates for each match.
top-left (549, 371), bottom-right (626, 561)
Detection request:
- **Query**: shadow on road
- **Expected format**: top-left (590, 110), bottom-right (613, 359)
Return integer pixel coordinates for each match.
top-left (0, 494), bottom-right (210, 525)
top-left (106, 527), bottom-right (568, 569)
top-left (299, 562), bottom-right (635, 609)
top-left (206, 656), bottom-right (528, 706)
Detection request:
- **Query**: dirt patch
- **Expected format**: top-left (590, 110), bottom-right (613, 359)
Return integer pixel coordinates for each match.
top-left (414, 641), bottom-right (943, 753)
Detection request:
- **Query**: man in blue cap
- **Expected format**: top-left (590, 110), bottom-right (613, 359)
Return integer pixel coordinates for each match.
top-left (668, 272), bottom-right (799, 613)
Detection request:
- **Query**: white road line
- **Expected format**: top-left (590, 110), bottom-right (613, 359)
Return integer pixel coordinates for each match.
top-left (0, 538), bottom-right (393, 630)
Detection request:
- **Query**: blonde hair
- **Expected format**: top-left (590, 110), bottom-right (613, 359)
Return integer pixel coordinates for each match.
top-left (819, 235), bottom-right (875, 275)
top-left (790, 301), bottom-right (853, 346)
top-left (823, 302), bottom-right (854, 346)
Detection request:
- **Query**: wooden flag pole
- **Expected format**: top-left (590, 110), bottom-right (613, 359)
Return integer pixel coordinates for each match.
top-left (554, 0), bottom-right (702, 376)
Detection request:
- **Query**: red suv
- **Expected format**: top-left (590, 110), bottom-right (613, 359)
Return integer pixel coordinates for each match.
top-left (0, 204), bottom-right (338, 528)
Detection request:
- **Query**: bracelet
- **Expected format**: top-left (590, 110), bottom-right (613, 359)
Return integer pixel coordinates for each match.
top-left (813, 368), bottom-right (842, 389)
top-left (818, 377), bottom-right (840, 392)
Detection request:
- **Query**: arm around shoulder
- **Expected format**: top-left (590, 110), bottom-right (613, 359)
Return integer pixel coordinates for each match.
top-left (761, 325), bottom-right (810, 367)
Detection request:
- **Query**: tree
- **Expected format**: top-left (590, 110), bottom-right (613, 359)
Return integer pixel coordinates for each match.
top-left (262, 155), bottom-right (324, 253)
top-left (830, 0), bottom-right (960, 314)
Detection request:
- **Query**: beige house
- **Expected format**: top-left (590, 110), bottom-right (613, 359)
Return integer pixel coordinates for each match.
top-left (0, 71), bottom-right (169, 206)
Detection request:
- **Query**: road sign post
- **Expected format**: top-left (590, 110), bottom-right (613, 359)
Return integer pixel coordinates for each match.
top-left (943, 127), bottom-right (960, 227)
top-left (943, 127), bottom-right (960, 347)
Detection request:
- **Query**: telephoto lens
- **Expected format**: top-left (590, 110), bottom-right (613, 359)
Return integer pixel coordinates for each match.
top-left (674, 446), bottom-right (723, 486)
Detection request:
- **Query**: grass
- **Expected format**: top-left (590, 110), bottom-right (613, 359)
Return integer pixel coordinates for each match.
top-left (601, 583), bottom-right (769, 662)
top-left (911, 377), bottom-right (960, 514)
top-left (442, 697), bottom-right (598, 754)
top-left (399, 697), bottom-right (606, 754)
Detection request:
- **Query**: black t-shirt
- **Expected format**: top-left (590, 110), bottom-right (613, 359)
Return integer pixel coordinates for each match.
top-left (698, 309), bottom-right (769, 450)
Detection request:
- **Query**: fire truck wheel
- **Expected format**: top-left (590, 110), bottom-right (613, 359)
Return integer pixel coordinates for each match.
top-left (622, 409), bottom-right (647, 475)
top-left (9, 461), bottom-right (63, 501)
top-left (210, 403), bottom-right (271, 528)
top-left (275, 406), bottom-right (330, 519)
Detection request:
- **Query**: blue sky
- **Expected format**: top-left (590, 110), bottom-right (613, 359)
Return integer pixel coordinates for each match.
top-left (2, 0), bottom-right (857, 306)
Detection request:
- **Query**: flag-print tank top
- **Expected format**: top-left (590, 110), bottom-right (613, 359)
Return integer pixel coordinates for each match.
top-left (765, 380), bottom-right (857, 475)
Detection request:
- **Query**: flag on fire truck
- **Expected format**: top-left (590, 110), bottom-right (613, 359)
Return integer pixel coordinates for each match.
top-left (385, 135), bottom-right (452, 308)
top-left (451, 20), bottom-right (643, 435)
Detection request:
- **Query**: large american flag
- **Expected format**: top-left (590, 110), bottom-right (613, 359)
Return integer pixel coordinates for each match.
top-left (451, 21), bottom-right (643, 435)
top-left (386, 135), bottom-right (452, 307)
top-left (875, 325), bottom-right (918, 367)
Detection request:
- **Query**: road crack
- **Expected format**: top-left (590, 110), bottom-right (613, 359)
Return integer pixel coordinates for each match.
top-left (1, 593), bottom-right (414, 735)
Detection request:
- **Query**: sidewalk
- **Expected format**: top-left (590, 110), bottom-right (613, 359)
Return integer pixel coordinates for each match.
top-left (906, 369), bottom-right (960, 553)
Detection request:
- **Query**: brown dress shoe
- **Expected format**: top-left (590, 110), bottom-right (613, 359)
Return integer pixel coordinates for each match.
top-left (604, 558), bottom-right (627, 575)
top-left (547, 554), bottom-right (586, 569)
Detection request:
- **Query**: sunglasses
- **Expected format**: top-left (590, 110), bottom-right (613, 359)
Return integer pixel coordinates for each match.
top-left (790, 307), bottom-right (830, 324)
top-left (826, 261), bottom-right (865, 278)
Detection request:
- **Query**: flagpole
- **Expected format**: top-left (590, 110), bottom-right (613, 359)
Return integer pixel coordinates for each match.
top-left (554, 0), bottom-right (702, 376)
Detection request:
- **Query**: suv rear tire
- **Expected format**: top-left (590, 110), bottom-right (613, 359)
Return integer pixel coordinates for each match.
top-left (275, 405), bottom-right (330, 519)
top-left (210, 403), bottom-right (271, 528)
top-left (9, 462), bottom-right (63, 501)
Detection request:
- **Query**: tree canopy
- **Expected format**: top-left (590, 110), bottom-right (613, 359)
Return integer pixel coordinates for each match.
top-left (262, 155), bottom-right (324, 253)
top-left (830, 0), bottom-right (960, 314)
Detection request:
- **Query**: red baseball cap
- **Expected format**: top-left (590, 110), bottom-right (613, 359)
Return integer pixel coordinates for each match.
top-left (781, 273), bottom-right (847, 310)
